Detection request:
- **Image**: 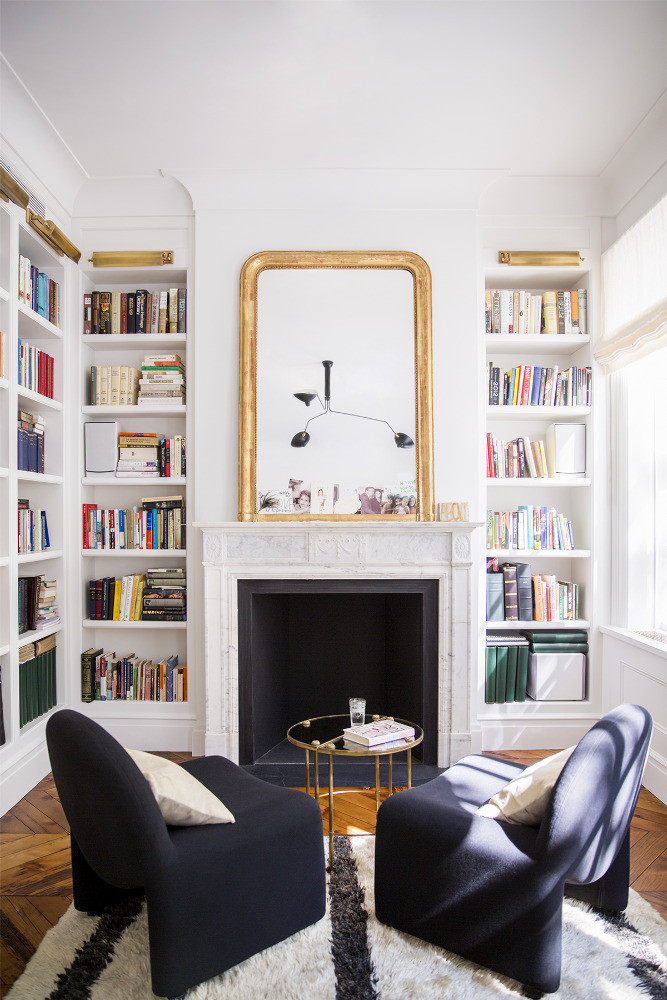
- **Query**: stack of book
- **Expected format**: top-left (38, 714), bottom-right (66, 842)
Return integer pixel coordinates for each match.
top-left (34, 578), bottom-right (60, 631)
top-left (116, 431), bottom-right (185, 478)
top-left (81, 648), bottom-right (187, 702)
top-left (485, 289), bottom-right (587, 336)
top-left (17, 500), bottom-right (50, 553)
top-left (485, 632), bottom-right (530, 703)
top-left (19, 634), bottom-right (57, 727)
top-left (90, 365), bottom-right (139, 405)
top-left (0, 666), bottom-right (5, 745)
top-left (524, 630), bottom-right (588, 701)
top-left (141, 567), bottom-right (187, 622)
top-left (84, 288), bottom-right (186, 336)
top-left (342, 719), bottom-right (415, 748)
top-left (19, 256), bottom-right (61, 327)
top-left (17, 410), bottom-right (45, 473)
top-left (18, 340), bottom-right (55, 398)
top-left (138, 354), bottom-right (185, 406)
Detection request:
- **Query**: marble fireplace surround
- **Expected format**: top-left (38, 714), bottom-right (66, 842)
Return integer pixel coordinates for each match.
top-left (196, 522), bottom-right (479, 769)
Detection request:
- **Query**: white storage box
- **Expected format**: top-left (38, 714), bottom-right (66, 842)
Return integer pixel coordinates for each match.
top-left (527, 652), bottom-right (586, 701)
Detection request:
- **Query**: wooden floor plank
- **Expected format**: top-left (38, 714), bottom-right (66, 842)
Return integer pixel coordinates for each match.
top-left (0, 812), bottom-right (33, 836)
top-left (1, 835), bottom-right (71, 876)
top-left (0, 833), bottom-right (65, 865)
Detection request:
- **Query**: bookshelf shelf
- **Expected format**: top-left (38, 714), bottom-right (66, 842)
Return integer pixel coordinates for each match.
top-left (486, 334), bottom-right (590, 354)
top-left (0, 377), bottom-right (8, 392)
top-left (81, 476), bottom-right (186, 486)
top-left (82, 619), bottom-right (187, 630)
top-left (17, 472), bottom-right (63, 485)
top-left (487, 405), bottom-right (590, 419)
top-left (84, 702), bottom-right (195, 719)
top-left (83, 334), bottom-right (187, 350)
top-left (486, 619), bottom-right (590, 630)
top-left (17, 301), bottom-right (63, 339)
top-left (0, 643), bottom-right (10, 657)
top-left (17, 549), bottom-right (63, 564)
top-left (0, 467), bottom-right (8, 479)
top-left (487, 477), bottom-right (591, 488)
top-left (17, 387), bottom-right (62, 411)
top-left (486, 548), bottom-right (590, 559)
top-left (82, 405), bottom-right (186, 416)
top-left (0, 556), bottom-right (9, 568)
top-left (0, 285), bottom-right (9, 302)
top-left (18, 623), bottom-right (64, 645)
top-left (81, 549), bottom-right (187, 558)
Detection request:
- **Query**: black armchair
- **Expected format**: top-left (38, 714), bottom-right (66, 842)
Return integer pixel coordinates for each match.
top-left (46, 709), bottom-right (326, 999)
top-left (375, 704), bottom-right (652, 996)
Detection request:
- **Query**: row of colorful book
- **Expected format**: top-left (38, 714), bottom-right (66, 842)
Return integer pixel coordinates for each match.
top-left (116, 431), bottom-right (185, 478)
top-left (87, 568), bottom-right (186, 623)
top-left (81, 648), bottom-right (187, 702)
top-left (18, 500), bottom-right (51, 554)
top-left (19, 634), bottom-right (57, 727)
top-left (17, 409), bottom-right (44, 474)
top-left (19, 256), bottom-right (61, 327)
top-left (487, 363), bottom-right (591, 408)
top-left (82, 496), bottom-right (185, 550)
top-left (486, 562), bottom-right (580, 622)
top-left (84, 288), bottom-right (186, 336)
top-left (18, 340), bottom-right (55, 398)
top-left (486, 506), bottom-right (575, 552)
top-left (485, 289), bottom-right (587, 336)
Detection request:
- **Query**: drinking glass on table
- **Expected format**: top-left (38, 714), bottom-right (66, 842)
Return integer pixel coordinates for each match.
top-left (349, 698), bottom-right (366, 727)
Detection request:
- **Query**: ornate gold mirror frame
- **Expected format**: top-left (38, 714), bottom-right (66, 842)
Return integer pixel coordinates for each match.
top-left (238, 250), bottom-right (434, 521)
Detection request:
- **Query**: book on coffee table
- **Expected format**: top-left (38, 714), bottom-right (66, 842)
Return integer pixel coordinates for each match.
top-left (343, 720), bottom-right (415, 746)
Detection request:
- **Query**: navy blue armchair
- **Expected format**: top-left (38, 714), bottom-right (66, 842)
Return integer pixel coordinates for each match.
top-left (375, 704), bottom-right (652, 996)
top-left (46, 709), bottom-right (326, 999)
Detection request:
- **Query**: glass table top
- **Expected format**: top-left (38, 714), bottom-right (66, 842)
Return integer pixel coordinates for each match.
top-left (287, 714), bottom-right (423, 756)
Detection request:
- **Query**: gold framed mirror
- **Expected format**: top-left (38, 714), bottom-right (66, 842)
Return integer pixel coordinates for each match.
top-left (239, 251), bottom-right (434, 521)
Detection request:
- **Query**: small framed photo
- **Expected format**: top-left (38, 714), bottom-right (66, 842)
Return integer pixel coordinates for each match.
top-left (334, 484), bottom-right (361, 515)
top-left (311, 482), bottom-right (335, 515)
top-left (357, 485), bottom-right (384, 515)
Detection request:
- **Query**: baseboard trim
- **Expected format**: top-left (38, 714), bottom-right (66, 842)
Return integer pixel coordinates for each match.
top-left (480, 718), bottom-right (598, 752)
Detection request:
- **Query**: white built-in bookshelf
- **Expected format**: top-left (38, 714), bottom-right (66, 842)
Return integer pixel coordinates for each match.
top-left (74, 225), bottom-right (195, 745)
top-left (480, 255), bottom-right (605, 742)
top-left (0, 197), bottom-right (72, 799)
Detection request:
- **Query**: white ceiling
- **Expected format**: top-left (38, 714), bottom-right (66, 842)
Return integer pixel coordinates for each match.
top-left (1, 0), bottom-right (666, 182)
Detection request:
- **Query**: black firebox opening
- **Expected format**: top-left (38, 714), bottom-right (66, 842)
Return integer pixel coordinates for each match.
top-left (238, 579), bottom-right (439, 766)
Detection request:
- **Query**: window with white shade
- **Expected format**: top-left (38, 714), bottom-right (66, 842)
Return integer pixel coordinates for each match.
top-left (603, 195), bottom-right (667, 638)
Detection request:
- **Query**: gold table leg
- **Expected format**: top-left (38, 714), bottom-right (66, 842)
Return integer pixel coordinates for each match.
top-left (305, 748), bottom-right (311, 796)
top-left (388, 754), bottom-right (393, 796)
top-left (328, 755), bottom-right (334, 869)
top-left (314, 749), bottom-right (320, 804)
top-left (407, 747), bottom-right (412, 789)
top-left (375, 755), bottom-right (380, 810)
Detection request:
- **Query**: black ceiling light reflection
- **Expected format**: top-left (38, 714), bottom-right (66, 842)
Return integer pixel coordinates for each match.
top-left (290, 360), bottom-right (414, 449)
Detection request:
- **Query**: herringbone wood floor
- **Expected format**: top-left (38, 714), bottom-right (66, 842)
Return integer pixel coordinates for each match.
top-left (2, 750), bottom-right (666, 997)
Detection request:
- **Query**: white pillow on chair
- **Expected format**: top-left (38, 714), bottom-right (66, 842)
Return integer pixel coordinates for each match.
top-left (127, 749), bottom-right (235, 826)
top-left (476, 746), bottom-right (575, 826)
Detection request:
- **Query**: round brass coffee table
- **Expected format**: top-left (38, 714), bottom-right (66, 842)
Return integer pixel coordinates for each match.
top-left (287, 714), bottom-right (423, 867)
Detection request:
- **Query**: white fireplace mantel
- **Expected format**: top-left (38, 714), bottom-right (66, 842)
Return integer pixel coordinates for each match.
top-left (195, 521), bottom-right (481, 768)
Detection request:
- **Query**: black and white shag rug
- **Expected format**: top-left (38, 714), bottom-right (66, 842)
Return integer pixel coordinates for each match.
top-left (7, 836), bottom-right (667, 1000)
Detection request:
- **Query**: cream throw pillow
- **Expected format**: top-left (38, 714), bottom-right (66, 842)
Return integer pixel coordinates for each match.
top-left (127, 749), bottom-right (235, 826)
top-left (476, 746), bottom-right (575, 826)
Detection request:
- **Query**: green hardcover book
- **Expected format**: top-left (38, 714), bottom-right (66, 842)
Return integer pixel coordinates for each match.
top-left (81, 648), bottom-right (102, 703)
top-left (495, 646), bottom-right (508, 704)
top-left (485, 645), bottom-right (497, 703)
top-left (529, 630), bottom-right (588, 643)
top-left (505, 644), bottom-right (518, 702)
top-left (27, 654), bottom-right (37, 724)
top-left (516, 644), bottom-right (529, 702)
top-left (530, 642), bottom-right (589, 653)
